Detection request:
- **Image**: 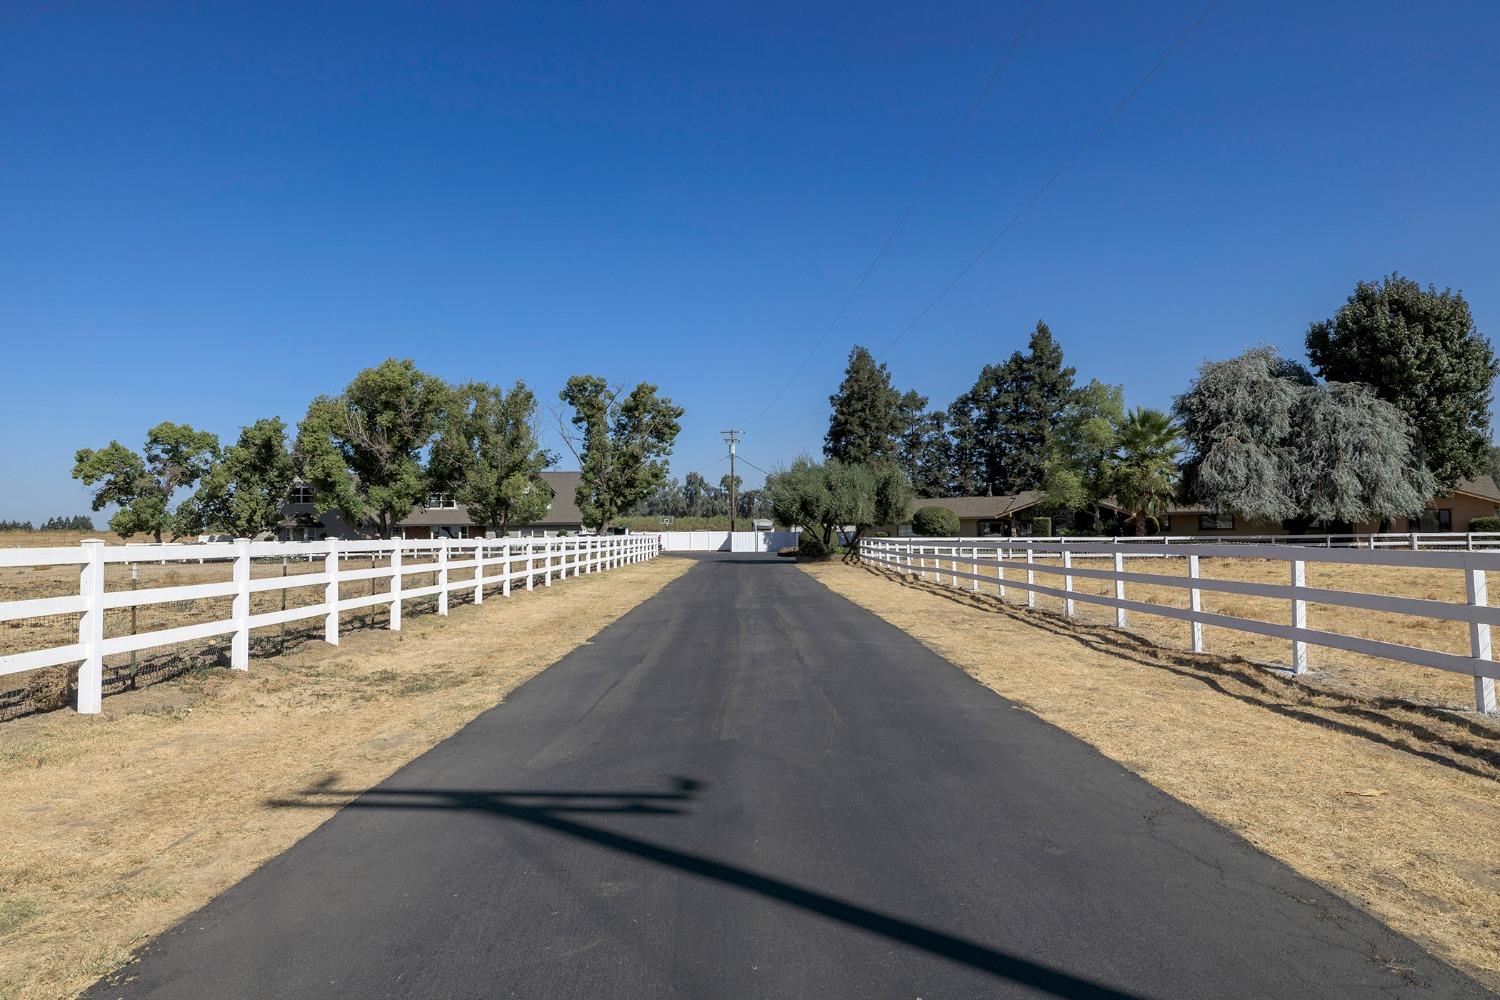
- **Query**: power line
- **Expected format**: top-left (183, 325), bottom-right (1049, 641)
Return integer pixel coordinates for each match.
top-left (735, 455), bottom-right (775, 479)
top-left (873, 0), bottom-right (1219, 361)
top-left (743, 1), bottom-right (1046, 431)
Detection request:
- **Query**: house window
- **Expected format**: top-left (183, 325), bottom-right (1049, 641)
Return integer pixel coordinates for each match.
top-left (1410, 509), bottom-right (1452, 532)
top-left (289, 485), bottom-right (314, 505)
top-left (426, 493), bottom-right (456, 509)
top-left (1159, 515), bottom-right (1172, 532)
top-left (1198, 513), bottom-right (1234, 531)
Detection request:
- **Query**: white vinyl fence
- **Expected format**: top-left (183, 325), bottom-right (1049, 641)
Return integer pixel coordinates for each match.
top-left (0, 534), bottom-right (658, 715)
top-left (657, 530), bottom-right (801, 553)
top-left (860, 536), bottom-right (1500, 715)
top-left (998, 531), bottom-right (1500, 551)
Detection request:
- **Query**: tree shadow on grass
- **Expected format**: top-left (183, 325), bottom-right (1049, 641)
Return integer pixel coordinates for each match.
top-left (857, 566), bottom-right (1500, 783)
top-left (267, 775), bottom-right (1147, 1000)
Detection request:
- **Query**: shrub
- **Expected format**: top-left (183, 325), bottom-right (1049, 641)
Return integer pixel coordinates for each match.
top-left (1469, 516), bottom-right (1500, 532)
top-left (797, 531), bottom-right (831, 559)
top-left (1030, 515), bottom-right (1052, 537)
top-left (911, 506), bottom-right (959, 537)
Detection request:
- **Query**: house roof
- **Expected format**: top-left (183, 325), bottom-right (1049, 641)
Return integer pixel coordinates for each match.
top-left (911, 491), bottom-right (1048, 520)
top-left (1453, 475), bottom-right (1500, 503)
top-left (398, 471), bottom-right (586, 527)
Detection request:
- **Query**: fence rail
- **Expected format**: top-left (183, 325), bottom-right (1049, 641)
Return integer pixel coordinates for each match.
top-left (1, 534), bottom-right (659, 714)
top-left (859, 536), bottom-right (1499, 715)
top-left (940, 531), bottom-right (1500, 551)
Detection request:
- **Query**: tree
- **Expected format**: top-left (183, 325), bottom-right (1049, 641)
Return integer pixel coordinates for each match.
top-left (1043, 379), bottom-right (1125, 528)
top-left (944, 398), bottom-right (982, 496)
top-left (73, 422), bottom-right (221, 541)
top-left (430, 381), bottom-right (555, 535)
top-left (40, 515), bottom-right (93, 531)
top-left (558, 376), bottom-right (684, 532)
top-left (912, 505), bottom-right (960, 537)
top-left (682, 471), bottom-right (710, 517)
top-left (768, 457), bottom-right (912, 552)
top-left (1108, 408), bottom-right (1182, 534)
top-left (1175, 347), bottom-right (1433, 529)
top-left (295, 359), bottom-right (449, 538)
top-left (901, 410), bottom-right (952, 499)
top-left (825, 346), bottom-right (907, 465)
top-left (1306, 274), bottom-right (1498, 493)
top-left (961, 321), bottom-right (1076, 494)
top-left (177, 418), bottom-right (297, 538)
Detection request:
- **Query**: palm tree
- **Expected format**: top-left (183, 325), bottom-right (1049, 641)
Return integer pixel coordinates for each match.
top-left (1110, 408), bottom-right (1182, 535)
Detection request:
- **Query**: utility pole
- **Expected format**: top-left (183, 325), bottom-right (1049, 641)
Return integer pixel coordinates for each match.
top-left (721, 429), bottom-right (742, 533)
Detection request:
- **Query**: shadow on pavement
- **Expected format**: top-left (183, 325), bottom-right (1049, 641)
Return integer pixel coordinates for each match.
top-left (267, 776), bottom-right (1147, 1000)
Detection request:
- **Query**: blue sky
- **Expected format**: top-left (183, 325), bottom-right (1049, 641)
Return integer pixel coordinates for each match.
top-left (3, 2), bottom-right (1499, 523)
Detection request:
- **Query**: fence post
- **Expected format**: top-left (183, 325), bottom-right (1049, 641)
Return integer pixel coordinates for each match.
top-left (970, 545), bottom-right (979, 592)
top-left (996, 545), bottom-right (1006, 599)
top-left (1464, 567), bottom-right (1497, 714)
top-left (573, 538), bottom-right (582, 577)
top-left (1026, 548), bottom-right (1036, 609)
top-left (437, 539), bottom-right (450, 615)
top-left (526, 542), bottom-right (535, 592)
top-left (1188, 552), bottom-right (1204, 653)
top-left (473, 541), bottom-right (485, 605)
top-left (544, 541), bottom-right (554, 587)
top-left (231, 538), bottom-right (251, 670)
top-left (502, 542), bottom-right (513, 597)
top-left (1114, 550), bottom-right (1127, 628)
top-left (76, 539), bottom-right (106, 714)
top-left (1062, 549), bottom-right (1074, 618)
top-left (388, 543), bottom-right (403, 630)
top-left (324, 538), bottom-right (340, 645)
top-left (1290, 558), bottom-right (1308, 674)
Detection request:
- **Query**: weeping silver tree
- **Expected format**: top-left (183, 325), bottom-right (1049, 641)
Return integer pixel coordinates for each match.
top-left (1175, 347), bottom-right (1433, 531)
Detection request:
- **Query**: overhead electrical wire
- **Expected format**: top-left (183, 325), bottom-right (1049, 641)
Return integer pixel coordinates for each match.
top-left (741, 1), bottom-right (1046, 431)
top-left (758, 0), bottom-right (1220, 436)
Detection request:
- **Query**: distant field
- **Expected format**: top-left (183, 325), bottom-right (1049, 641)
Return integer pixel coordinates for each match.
top-left (0, 529), bottom-right (126, 548)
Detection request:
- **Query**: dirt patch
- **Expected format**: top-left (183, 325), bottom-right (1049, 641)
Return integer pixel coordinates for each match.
top-left (801, 559), bottom-right (1500, 991)
top-left (0, 556), bottom-right (691, 1000)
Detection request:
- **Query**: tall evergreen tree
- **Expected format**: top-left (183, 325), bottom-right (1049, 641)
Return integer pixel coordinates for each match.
top-left (961, 321), bottom-right (1076, 494)
top-left (1306, 274), bottom-right (1498, 492)
top-left (944, 397), bottom-right (982, 496)
top-left (825, 346), bottom-right (906, 465)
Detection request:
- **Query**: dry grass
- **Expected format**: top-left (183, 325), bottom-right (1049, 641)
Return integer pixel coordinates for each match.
top-left (1, 550), bottom-right (494, 718)
top-left (0, 556), bottom-right (691, 1000)
top-left (0, 531), bottom-right (128, 549)
top-left (900, 550), bottom-right (1497, 709)
top-left (802, 559), bottom-right (1500, 990)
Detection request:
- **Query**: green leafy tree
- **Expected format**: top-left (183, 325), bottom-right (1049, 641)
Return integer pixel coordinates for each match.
top-left (1306, 274), bottom-right (1497, 493)
top-left (1108, 408), bottom-right (1182, 535)
top-left (40, 515), bottom-right (94, 531)
top-left (430, 381), bottom-right (555, 534)
top-left (177, 418), bottom-right (297, 538)
top-left (1175, 348), bottom-right (1433, 530)
top-left (1043, 379), bottom-right (1125, 528)
top-left (295, 359), bottom-right (449, 538)
top-left (558, 376), bottom-right (684, 532)
top-left (825, 346), bottom-right (908, 465)
top-left (72, 422), bottom-right (221, 541)
top-left (768, 457), bottom-right (912, 551)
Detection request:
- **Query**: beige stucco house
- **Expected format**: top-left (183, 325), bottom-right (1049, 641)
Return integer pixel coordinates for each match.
top-left (1159, 476), bottom-right (1500, 536)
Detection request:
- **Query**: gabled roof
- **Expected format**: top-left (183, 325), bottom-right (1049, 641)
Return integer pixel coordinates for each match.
top-left (1453, 475), bottom-right (1500, 503)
